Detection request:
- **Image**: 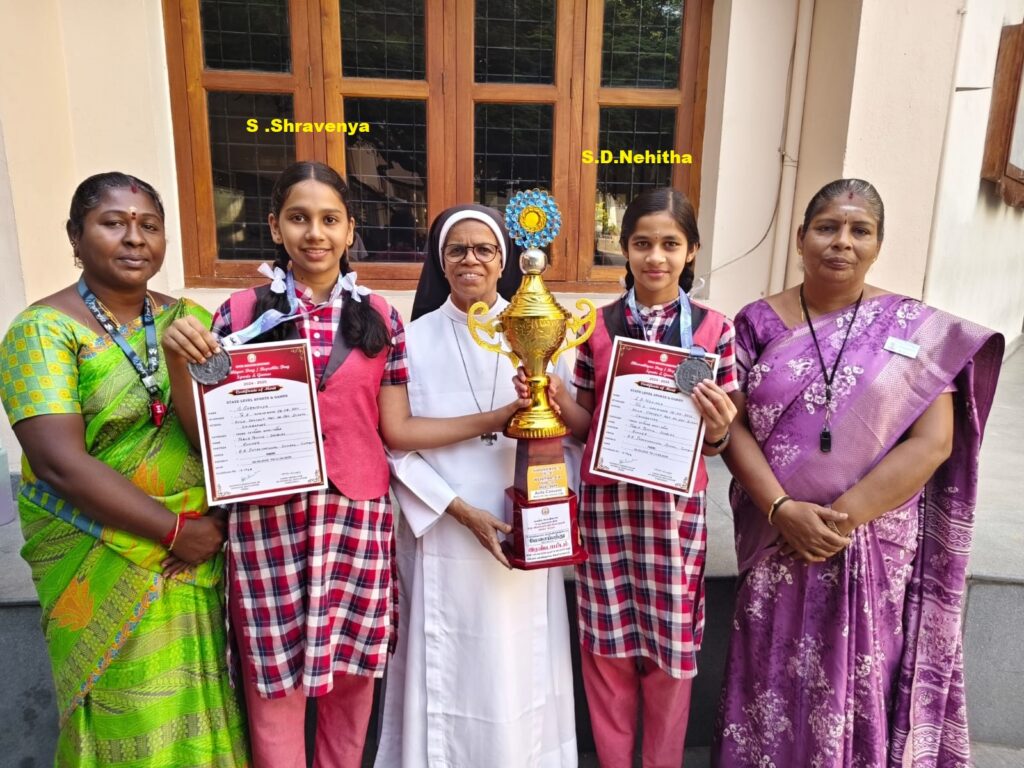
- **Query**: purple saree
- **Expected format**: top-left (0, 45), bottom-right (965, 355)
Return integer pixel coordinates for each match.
top-left (713, 294), bottom-right (1002, 768)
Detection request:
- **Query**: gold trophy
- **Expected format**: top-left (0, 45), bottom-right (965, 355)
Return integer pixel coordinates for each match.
top-left (467, 190), bottom-right (596, 569)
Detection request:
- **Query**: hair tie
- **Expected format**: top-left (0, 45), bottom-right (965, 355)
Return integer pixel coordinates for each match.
top-left (340, 271), bottom-right (372, 303)
top-left (258, 262), bottom-right (288, 294)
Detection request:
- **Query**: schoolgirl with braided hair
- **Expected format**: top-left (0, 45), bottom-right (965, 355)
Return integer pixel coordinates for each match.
top-left (163, 161), bottom-right (523, 767)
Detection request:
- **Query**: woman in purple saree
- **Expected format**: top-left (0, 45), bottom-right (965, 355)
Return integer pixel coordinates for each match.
top-left (713, 179), bottom-right (1003, 767)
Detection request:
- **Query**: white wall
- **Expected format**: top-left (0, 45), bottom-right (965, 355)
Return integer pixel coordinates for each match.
top-left (926, 0), bottom-right (1024, 344)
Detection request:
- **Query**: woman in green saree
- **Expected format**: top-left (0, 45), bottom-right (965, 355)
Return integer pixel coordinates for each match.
top-left (0, 172), bottom-right (247, 767)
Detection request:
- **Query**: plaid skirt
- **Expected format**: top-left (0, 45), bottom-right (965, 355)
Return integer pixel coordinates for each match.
top-left (575, 481), bottom-right (707, 679)
top-left (227, 486), bottom-right (394, 698)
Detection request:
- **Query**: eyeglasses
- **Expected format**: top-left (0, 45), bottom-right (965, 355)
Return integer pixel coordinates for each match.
top-left (442, 242), bottom-right (500, 263)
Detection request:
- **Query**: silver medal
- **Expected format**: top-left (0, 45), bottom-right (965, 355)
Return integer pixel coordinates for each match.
top-left (673, 357), bottom-right (713, 394)
top-left (188, 349), bottom-right (232, 385)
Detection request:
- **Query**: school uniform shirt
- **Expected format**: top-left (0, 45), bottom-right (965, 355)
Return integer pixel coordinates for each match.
top-left (572, 295), bottom-right (737, 679)
top-left (212, 278), bottom-right (409, 697)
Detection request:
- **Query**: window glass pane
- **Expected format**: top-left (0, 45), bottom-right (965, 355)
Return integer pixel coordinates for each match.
top-left (474, 104), bottom-right (553, 214)
top-left (594, 107), bottom-right (676, 266)
top-left (340, 1), bottom-right (425, 80)
top-left (343, 98), bottom-right (428, 263)
top-left (208, 92), bottom-right (296, 260)
top-left (601, 0), bottom-right (683, 88)
top-left (475, 0), bottom-right (555, 84)
top-left (200, 0), bottom-right (291, 72)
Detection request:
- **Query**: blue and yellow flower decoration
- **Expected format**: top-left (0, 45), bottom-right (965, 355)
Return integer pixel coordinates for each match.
top-left (505, 189), bottom-right (561, 249)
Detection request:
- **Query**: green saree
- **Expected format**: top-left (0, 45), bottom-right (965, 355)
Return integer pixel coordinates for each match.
top-left (0, 299), bottom-right (248, 768)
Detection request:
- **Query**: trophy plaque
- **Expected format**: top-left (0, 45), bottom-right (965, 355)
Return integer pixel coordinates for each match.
top-left (467, 190), bottom-right (596, 569)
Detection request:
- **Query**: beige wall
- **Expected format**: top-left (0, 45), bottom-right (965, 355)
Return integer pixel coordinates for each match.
top-left (0, 121), bottom-right (29, 471)
top-left (786, 0), bottom-right (861, 285)
top-left (0, 0), bottom-right (79, 303)
top-left (926, 0), bottom-right (1024, 343)
top-left (698, 0), bottom-right (799, 318)
top-left (0, 0), bottom-right (181, 304)
top-left (60, 0), bottom-right (185, 294)
top-left (841, 0), bottom-right (963, 299)
top-left (788, 0), bottom-right (964, 300)
top-left (0, 0), bottom-right (183, 467)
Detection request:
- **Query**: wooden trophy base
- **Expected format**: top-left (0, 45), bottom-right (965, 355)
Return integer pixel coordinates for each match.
top-left (500, 438), bottom-right (588, 570)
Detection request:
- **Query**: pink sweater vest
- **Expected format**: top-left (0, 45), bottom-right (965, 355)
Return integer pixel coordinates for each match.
top-left (228, 288), bottom-right (392, 501)
top-left (579, 299), bottom-right (727, 494)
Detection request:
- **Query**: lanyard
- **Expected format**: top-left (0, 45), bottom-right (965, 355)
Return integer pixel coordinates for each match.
top-left (625, 287), bottom-right (694, 349)
top-left (76, 276), bottom-right (167, 425)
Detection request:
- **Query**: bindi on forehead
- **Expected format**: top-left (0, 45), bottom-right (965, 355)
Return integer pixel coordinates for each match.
top-left (129, 206), bottom-right (137, 219)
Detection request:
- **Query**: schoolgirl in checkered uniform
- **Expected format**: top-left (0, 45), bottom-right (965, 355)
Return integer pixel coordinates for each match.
top-left (163, 162), bottom-right (521, 768)
top-left (535, 188), bottom-right (738, 768)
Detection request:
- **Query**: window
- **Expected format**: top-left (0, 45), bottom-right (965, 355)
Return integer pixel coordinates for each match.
top-left (164, 0), bottom-right (713, 290)
top-left (982, 22), bottom-right (1024, 208)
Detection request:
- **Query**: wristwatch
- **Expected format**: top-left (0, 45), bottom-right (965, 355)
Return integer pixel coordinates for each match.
top-left (703, 430), bottom-right (731, 449)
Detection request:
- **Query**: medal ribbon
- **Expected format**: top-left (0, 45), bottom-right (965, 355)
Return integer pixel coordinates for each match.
top-left (625, 287), bottom-right (704, 357)
top-left (221, 270), bottom-right (304, 347)
top-left (77, 276), bottom-right (166, 424)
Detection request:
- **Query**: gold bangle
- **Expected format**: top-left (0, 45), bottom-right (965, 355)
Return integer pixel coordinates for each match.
top-left (767, 494), bottom-right (791, 526)
top-left (168, 515), bottom-right (186, 551)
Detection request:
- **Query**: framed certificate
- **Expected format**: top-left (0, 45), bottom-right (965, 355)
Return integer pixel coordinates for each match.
top-left (193, 339), bottom-right (328, 504)
top-left (589, 337), bottom-right (720, 495)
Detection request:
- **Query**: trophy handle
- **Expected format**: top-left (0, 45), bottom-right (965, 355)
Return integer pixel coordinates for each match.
top-left (466, 300), bottom-right (521, 369)
top-left (551, 298), bottom-right (597, 365)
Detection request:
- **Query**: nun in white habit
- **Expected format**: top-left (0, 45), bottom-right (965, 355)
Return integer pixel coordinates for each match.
top-left (374, 204), bottom-right (579, 768)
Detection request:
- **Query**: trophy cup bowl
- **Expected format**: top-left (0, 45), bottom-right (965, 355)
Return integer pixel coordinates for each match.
top-left (467, 248), bottom-right (596, 439)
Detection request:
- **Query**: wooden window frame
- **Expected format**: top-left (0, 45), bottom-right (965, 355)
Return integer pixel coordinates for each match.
top-left (572, 0), bottom-right (714, 293)
top-left (982, 22), bottom-right (1024, 208)
top-left (165, 0), bottom-right (318, 287)
top-left (453, 0), bottom-right (578, 283)
top-left (163, 0), bottom-right (714, 291)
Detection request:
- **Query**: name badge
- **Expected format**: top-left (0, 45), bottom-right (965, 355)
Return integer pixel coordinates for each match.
top-left (884, 336), bottom-right (919, 359)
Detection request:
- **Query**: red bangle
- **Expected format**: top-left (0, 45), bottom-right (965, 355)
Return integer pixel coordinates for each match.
top-left (160, 516), bottom-right (181, 549)
top-left (160, 511), bottom-right (203, 550)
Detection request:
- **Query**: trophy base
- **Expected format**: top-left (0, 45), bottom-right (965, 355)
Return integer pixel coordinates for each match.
top-left (501, 488), bottom-right (588, 570)
top-left (504, 406), bottom-right (570, 440)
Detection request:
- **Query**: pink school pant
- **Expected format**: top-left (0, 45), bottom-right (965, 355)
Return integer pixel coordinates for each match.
top-left (230, 589), bottom-right (375, 768)
top-left (581, 649), bottom-right (694, 768)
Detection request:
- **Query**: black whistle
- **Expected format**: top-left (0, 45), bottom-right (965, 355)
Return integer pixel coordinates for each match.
top-left (819, 427), bottom-right (832, 453)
